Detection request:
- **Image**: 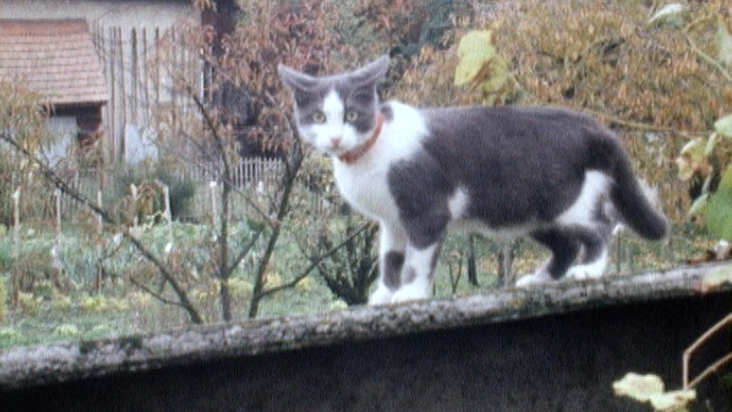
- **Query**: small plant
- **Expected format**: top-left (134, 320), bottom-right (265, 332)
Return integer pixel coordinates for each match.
top-left (17, 291), bottom-right (42, 316)
top-left (80, 295), bottom-right (109, 313)
top-left (228, 276), bottom-right (253, 299)
top-left (677, 114), bottom-right (732, 241)
top-left (91, 323), bottom-right (113, 335)
top-left (108, 297), bottom-right (130, 312)
top-left (0, 327), bottom-right (21, 342)
top-left (294, 276), bottom-right (313, 293)
top-left (614, 372), bottom-right (696, 411)
top-left (53, 324), bottom-right (80, 338)
top-left (128, 291), bottom-right (153, 309)
top-left (50, 295), bottom-right (72, 313)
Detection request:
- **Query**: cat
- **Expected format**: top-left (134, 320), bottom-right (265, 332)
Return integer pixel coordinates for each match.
top-left (278, 55), bottom-right (669, 305)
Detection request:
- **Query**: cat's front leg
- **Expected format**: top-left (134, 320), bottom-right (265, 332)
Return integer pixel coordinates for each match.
top-left (368, 224), bottom-right (408, 305)
top-left (391, 242), bottom-right (443, 303)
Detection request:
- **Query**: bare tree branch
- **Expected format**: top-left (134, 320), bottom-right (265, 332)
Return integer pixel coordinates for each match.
top-left (257, 222), bottom-right (372, 300)
top-left (129, 276), bottom-right (185, 308)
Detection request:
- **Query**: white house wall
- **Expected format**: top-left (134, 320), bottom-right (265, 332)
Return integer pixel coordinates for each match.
top-left (0, 0), bottom-right (196, 32)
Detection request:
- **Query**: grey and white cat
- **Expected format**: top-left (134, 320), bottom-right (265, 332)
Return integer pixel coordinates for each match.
top-left (278, 55), bottom-right (668, 305)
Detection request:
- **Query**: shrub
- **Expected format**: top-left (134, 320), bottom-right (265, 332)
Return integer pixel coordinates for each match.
top-left (229, 276), bottom-right (253, 299)
top-left (109, 162), bottom-right (196, 224)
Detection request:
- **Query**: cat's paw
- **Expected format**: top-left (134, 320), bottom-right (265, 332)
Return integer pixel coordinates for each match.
top-left (516, 265), bottom-right (553, 288)
top-left (391, 284), bottom-right (430, 304)
top-left (566, 255), bottom-right (607, 281)
top-left (566, 264), bottom-right (605, 281)
top-left (368, 286), bottom-right (394, 306)
top-left (515, 273), bottom-right (548, 288)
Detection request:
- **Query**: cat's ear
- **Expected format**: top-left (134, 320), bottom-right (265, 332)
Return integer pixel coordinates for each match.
top-left (278, 64), bottom-right (318, 93)
top-left (349, 55), bottom-right (390, 87)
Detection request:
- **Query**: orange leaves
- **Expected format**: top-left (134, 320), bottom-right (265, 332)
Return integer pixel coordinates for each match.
top-left (489, 0), bottom-right (732, 132)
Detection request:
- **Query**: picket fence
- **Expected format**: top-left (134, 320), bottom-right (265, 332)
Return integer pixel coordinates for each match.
top-left (46, 157), bottom-right (332, 223)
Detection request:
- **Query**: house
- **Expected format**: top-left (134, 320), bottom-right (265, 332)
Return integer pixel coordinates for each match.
top-left (1, 0), bottom-right (199, 164)
top-left (0, 19), bottom-right (108, 163)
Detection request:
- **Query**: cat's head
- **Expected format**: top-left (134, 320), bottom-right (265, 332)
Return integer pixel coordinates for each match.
top-left (278, 55), bottom-right (390, 158)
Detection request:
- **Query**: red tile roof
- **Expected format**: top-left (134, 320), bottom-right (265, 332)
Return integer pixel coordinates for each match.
top-left (0, 19), bottom-right (108, 107)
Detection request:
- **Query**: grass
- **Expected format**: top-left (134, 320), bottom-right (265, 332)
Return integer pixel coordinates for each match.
top-left (0, 220), bottom-right (720, 351)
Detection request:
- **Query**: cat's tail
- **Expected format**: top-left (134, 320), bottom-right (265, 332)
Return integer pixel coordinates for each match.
top-left (601, 139), bottom-right (669, 241)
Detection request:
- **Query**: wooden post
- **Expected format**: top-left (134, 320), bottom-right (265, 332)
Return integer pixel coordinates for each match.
top-left (55, 189), bottom-right (62, 250)
top-left (210, 181), bottom-right (218, 230)
top-left (97, 190), bottom-right (104, 293)
top-left (130, 184), bottom-right (139, 228)
top-left (163, 184), bottom-right (174, 252)
top-left (11, 188), bottom-right (21, 306)
top-left (97, 190), bottom-right (104, 235)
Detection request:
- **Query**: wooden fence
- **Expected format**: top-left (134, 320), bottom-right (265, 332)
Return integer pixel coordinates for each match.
top-left (48, 157), bottom-right (332, 223)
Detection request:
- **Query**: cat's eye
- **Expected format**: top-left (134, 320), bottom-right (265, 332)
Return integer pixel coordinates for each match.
top-left (345, 110), bottom-right (359, 122)
top-left (311, 111), bottom-right (326, 124)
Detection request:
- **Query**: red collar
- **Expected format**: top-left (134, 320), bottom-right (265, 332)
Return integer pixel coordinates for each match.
top-left (338, 112), bottom-right (385, 165)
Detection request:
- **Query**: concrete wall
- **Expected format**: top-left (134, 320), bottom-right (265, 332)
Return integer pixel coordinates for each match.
top-left (3, 291), bottom-right (731, 412)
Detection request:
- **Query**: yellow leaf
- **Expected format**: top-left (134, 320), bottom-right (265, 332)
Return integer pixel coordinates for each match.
top-left (455, 30), bottom-right (496, 86)
top-left (649, 389), bottom-right (696, 411)
top-left (613, 373), bottom-right (664, 401)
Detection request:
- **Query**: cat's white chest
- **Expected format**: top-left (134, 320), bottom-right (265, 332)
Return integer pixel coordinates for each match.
top-left (333, 157), bottom-right (398, 223)
top-left (332, 102), bottom-right (427, 225)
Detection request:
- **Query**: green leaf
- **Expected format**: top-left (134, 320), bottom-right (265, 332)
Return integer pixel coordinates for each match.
top-left (455, 30), bottom-right (496, 86)
top-left (715, 114), bottom-right (732, 138)
top-left (648, 3), bottom-right (688, 26)
top-left (719, 162), bottom-right (732, 190)
top-left (688, 193), bottom-right (708, 217)
top-left (675, 138), bottom-right (707, 181)
top-left (705, 133), bottom-right (720, 156)
top-left (707, 186), bottom-right (732, 241)
top-left (717, 23), bottom-right (732, 67)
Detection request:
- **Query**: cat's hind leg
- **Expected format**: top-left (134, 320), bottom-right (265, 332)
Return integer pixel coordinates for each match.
top-left (516, 229), bottom-right (581, 287)
top-left (369, 224), bottom-right (408, 305)
top-left (566, 225), bottom-right (613, 281)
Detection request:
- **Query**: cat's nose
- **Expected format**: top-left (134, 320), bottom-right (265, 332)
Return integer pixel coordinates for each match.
top-left (330, 137), bottom-right (342, 148)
